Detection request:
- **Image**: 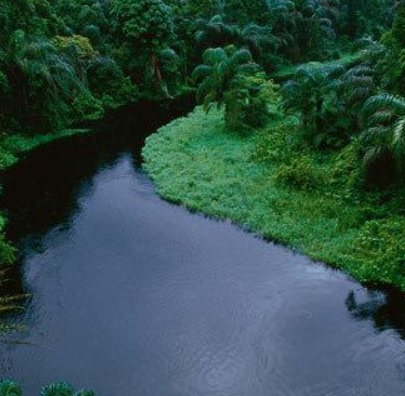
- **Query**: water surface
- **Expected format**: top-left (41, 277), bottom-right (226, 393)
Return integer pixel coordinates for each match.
top-left (1, 105), bottom-right (405, 396)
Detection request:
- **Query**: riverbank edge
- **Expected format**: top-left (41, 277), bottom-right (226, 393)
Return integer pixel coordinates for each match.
top-left (142, 107), bottom-right (405, 293)
top-left (0, 92), bottom-right (197, 322)
top-left (0, 127), bottom-right (91, 318)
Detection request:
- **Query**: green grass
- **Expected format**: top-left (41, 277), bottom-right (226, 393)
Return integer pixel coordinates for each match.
top-left (143, 107), bottom-right (405, 291)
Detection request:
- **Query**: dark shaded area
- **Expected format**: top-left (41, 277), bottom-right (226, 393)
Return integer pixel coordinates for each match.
top-left (1, 97), bottom-right (193, 245)
top-left (0, 96), bottom-right (193, 298)
top-left (346, 288), bottom-right (405, 339)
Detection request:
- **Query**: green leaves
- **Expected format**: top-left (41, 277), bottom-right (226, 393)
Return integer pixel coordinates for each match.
top-left (192, 46), bottom-right (259, 113)
top-left (361, 93), bottom-right (405, 178)
top-left (111, 0), bottom-right (174, 52)
top-left (0, 380), bottom-right (21, 396)
top-left (202, 47), bottom-right (227, 65)
top-left (0, 381), bottom-right (94, 396)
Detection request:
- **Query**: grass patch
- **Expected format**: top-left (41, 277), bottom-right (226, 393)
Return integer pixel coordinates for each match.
top-left (143, 107), bottom-right (405, 291)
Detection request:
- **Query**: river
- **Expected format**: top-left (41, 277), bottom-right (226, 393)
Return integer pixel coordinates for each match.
top-left (1, 103), bottom-right (405, 396)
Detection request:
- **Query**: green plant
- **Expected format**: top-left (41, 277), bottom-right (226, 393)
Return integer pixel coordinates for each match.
top-left (282, 62), bottom-right (351, 147)
top-left (110, 0), bottom-right (176, 92)
top-left (224, 74), bottom-right (281, 133)
top-left (72, 90), bottom-right (104, 122)
top-left (0, 381), bottom-right (94, 396)
top-left (361, 93), bottom-right (405, 184)
top-left (143, 107), bottom-right (405, 290)
top-left (275, 156), bottom-right (321, 190)
top-left (192, 46), bottom-right (259, 111)
top-left (0, 380), bottom-right (21, 396)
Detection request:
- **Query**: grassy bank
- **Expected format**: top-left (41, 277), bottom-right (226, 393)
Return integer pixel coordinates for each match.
top-left (0, 128), bottom-right (89, 317)
top-left (143, 107), bottom-right (405, 291)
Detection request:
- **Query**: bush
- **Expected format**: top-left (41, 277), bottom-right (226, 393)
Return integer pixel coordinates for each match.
top-left (72, 90), bottom-right (104, 122)
top-left (0, 380), bottom-right (94, 396)
top-left (275, 156), bottom-right (322, 191)
top-left (353, 218), bottom-right (405, 281)
top-left (87, 58), bottom-right (138, 108)
top-left (254, 117), bottom-right (299, 164)
top-left (224, 74), bottom-right (280, 134)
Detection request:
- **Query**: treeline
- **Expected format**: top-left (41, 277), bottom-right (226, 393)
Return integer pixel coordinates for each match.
top-left (188, 0), bottom-right (405, 188)
top-left (0, 0), bottom-right (397, 137)
top-left (0, 0), bottom-right (404, 275)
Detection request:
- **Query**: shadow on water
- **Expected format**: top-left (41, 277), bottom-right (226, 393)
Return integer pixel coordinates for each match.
top-left (0, 98), bottom-right (192, 298)
top-left (346, 288), bottom-right (405, 339)
top-left (1, 99), bottom-right (189, 243)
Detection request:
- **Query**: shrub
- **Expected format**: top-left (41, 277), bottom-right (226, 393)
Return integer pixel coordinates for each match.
top-left (275, 156), bottom-right (322, 191)
top-left (254, 118), bottom-right (298, 164)
top-left (0, 380), bottom-right (94, 396)
top-left (224, 74), bottom-right (280, 134)
top-left (72, 90), bottom-right (104, 122)
top-left (353, 218), bottom-right (405, 280)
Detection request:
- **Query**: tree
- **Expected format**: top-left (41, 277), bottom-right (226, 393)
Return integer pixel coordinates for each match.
top-left (361, 93), bottom-right (405, 181)
top-left (195, 15), bottom-right (241, 48)
top-left (283, 62), bottom-right (348, 144)
top-left (196, 15), bottom-right (277, 57)
top-left (110, 0), bottom-right (175, 92)
top-left (0, 30), bottom-right (80, 131)
top-left (224, 73), bottom-right (281, 132)
top-left (267, 0), bottom-right (340, 62)
top-left (341, 0), bottom-right (394, 38)
top-left (192, 46), bottom-right (259, 111)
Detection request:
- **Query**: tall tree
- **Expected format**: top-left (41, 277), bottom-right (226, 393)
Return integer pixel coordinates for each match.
top-left (110, 0), bottom-right (175, 91)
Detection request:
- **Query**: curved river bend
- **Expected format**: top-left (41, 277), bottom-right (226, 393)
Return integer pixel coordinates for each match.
top-left (1, 104), bottom-right (405, 396)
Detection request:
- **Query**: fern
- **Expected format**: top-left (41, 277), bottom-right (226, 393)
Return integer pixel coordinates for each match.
top-left (0, 381), bottom-right (21, 396)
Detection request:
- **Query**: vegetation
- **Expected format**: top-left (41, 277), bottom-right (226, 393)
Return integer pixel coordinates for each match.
top-left (1, 0), bottom-right (405, 331)
top-left (0, 380), bottom-right (93, 396)
top-left (143, 107), bottom-right (405, 290)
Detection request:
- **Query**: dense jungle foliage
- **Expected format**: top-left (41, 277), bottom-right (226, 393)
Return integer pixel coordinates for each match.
top-left (2, 0), bottom-right (405, 310)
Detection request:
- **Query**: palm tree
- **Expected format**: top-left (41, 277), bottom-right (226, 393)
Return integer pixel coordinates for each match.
top-left (195, 15), bottom-right (241, 48)
top-left (192, 46), bottom-right (259, 111)
top-left (361, 93), bottom-right (405, 175)
top-left (342, 63), bottom-right (377, 111)
top-left (239, 23), bottom-right (278, 56)
top-left (282, 62), bottom-right (344, 132)
top-left (0, 30), bottom-right (81, 130)
top-left (1, 30), bottom-right (79, 105)
top-left (196, 15), bottom-right (276, 56)
top-left (267, 0), bottom-right (340, 62)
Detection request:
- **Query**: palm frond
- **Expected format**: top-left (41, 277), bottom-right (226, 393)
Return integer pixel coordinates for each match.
top-left (0, 381), bottom-right (21, 396)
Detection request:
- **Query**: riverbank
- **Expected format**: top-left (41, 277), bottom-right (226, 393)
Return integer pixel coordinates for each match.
top-left (143, 107), bottom-right (405, 291)
top-left (0, 128), bottom-right (90, 318)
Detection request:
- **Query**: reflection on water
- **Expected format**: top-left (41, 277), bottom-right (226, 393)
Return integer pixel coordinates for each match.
top-left (346, 288), bottom-right (405, 338)
top-left (0, 102), bottom-right (405, 396)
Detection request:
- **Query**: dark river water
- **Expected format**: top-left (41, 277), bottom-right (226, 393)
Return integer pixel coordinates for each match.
top-left (1, 103), bottom-right (405, 396)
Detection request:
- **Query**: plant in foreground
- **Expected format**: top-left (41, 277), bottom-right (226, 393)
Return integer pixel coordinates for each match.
top-left (0, 380), bottom-right (94, 396)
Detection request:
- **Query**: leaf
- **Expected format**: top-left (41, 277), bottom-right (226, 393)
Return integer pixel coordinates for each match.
top-left (0, 381), bottom-right (21, 396)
